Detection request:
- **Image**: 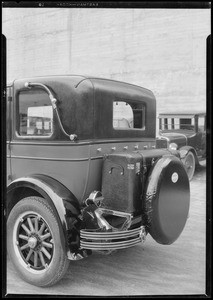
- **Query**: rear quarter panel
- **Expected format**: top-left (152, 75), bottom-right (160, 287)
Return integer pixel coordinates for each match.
top-left (9, 139), bottom-right (156, 204)
top-left (9, 141), bottom-right (90, 202)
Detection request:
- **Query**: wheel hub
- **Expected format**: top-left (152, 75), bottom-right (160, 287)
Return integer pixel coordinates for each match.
top-left (28, 236), bottom-right (38, 249)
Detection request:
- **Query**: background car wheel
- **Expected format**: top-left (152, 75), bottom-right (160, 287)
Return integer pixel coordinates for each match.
top-left (7, 196), bottom-right (70, 287)
top-left (182, 151), bottom-right (195, 181)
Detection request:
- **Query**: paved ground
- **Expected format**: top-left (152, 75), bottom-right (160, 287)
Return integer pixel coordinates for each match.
top-left (5, 164), bottom-right (207, 296)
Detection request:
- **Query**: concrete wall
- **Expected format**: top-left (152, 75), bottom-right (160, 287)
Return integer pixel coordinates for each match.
top-left (2, 8), bottom-right (210, 115)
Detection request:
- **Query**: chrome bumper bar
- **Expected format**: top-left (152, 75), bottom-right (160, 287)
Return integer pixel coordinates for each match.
top-left (80, 226), bottom-right (146, 250)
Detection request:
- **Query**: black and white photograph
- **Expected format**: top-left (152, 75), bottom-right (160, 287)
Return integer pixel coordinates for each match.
top-left (1, 1), bottom-right (211, 297)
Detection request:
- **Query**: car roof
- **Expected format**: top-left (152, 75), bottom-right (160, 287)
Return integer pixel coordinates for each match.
top-left (7, 74), bottom-right (153, 92)
top-left (7, 74), bottom-right (155, 103)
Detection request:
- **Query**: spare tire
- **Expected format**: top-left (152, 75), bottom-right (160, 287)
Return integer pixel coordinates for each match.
top-left (143, 155), bottom-right (190, 245)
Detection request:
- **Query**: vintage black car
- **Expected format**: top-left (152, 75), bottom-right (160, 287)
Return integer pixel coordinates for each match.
top-left (156, 112), bottom-right (206, 180)
top-left (6, 75), bottom-right (190, 287)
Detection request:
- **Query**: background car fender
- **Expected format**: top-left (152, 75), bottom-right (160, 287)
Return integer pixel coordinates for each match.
top-left (179, 146), bottom-right (198, 164)
top-left (7, 174), bottom-right (81, 252)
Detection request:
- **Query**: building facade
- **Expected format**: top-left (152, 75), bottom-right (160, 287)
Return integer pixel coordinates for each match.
top-left (2, 7), bottom-right (210, 115)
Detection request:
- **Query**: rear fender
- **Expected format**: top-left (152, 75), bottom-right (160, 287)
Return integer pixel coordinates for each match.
top-left (7, 174), bottom-right (81, 253)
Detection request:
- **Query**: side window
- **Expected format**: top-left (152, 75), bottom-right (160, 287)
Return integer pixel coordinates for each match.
top-left (180, 118), bottom-right (193, 130)
top-left (174, 118), bottom-right (180, 129)
top-left (113, 100), bottom-right (145, 130)
top-left (160, 118), bottom-right (169, 130)
top-left (176, 118), bottom-right (194, 130)
top-left (18, 89), bottom-right (53, 137)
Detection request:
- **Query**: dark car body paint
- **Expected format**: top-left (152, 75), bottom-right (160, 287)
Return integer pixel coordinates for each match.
top-left (7, 76), bottom-right (157, 250)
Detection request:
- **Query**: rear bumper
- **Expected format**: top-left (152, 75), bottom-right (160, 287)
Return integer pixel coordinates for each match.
top-left (80, 226), bottom-right (146, 250)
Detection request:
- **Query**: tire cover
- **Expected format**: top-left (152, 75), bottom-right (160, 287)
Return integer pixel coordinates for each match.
top-left (144, 155), bottom-right (190, 245)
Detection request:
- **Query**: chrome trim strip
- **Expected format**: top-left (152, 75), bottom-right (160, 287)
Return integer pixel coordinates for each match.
top-left (10, 155), bottom-right (140, 162)
top-left (10, 155), bottom-right (89, 162)
top-left (10, 155), bottom-right (104, 161)
top-left (8, 141), bottom-right (91, 146)
top-left (91, 156), bottom-right (103, 160)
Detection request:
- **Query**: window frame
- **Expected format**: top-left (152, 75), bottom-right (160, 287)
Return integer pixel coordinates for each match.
top-left (15, 88), bottom-right (54, 140)
top-left (112, 99), bottom-right (146, 132)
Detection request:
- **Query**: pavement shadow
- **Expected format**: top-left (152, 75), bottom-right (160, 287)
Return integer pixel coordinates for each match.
top-left (194, 162), bottom-right (206, 180)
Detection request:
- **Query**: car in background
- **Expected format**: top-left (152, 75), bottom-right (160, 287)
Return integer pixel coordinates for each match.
top-left (156, 112), bottom-right (206, 180)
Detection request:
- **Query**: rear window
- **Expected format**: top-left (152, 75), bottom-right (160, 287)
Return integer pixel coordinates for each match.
top-left (113, 100), bottom-right (145, 130)
top-left (18, 89), bottom-right (53, 137)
